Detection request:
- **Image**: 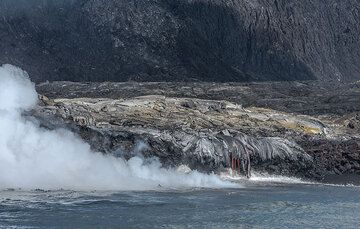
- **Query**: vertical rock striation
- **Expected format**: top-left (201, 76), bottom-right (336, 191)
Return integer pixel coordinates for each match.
top-left (1, 0), bottom-right (359, 82)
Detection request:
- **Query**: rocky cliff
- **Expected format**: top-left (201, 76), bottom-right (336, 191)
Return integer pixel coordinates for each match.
top-left (34, 81), bottom-right (360, 184)
top-left (1, 0), bottom-right (360, 82)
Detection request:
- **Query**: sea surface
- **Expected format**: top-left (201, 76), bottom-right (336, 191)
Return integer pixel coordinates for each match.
top-left (1, 179), bottom-right (360, 229)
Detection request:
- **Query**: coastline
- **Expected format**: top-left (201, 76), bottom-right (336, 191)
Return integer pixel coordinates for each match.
top-left (33, 81), bottom-right (360, 184)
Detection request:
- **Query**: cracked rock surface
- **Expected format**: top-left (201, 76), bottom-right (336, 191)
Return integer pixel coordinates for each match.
top-left (34, 81), bottom-right (360, 183)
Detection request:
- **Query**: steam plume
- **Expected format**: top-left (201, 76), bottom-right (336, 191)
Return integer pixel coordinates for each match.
top-left (0, 64), bottom-right (237, 191)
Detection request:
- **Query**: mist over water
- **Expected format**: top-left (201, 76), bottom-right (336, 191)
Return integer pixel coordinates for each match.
top-left (0, 64), bottom-right (237, 191)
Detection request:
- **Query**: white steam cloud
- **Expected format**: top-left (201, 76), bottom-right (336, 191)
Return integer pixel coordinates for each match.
top-left (0, 64), bottom-right (237, 191)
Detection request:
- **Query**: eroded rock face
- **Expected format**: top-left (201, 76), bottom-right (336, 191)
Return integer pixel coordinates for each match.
top-left (31, 81), bottom-right (360, 183)
top-left (32, 89), bottom-right (360, 181)
top-left (1, 0), bottom-right (360, 82)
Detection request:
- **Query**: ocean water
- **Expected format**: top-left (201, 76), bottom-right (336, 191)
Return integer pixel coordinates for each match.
top-left (1, 181), bottom-right (359, 229)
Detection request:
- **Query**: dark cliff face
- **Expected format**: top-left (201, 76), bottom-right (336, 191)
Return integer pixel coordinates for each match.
top-left (1, 0), bottom-right (359, 82)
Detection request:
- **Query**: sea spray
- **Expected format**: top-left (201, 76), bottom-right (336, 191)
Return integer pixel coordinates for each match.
top-left (0, 64), bottom-right (238, 191)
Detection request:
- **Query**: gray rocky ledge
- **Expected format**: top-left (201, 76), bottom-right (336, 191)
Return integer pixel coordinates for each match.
top-left (34, 82), bottom-right (360, 184)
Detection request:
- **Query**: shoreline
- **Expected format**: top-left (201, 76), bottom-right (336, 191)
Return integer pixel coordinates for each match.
top-left (33, 81), bottom-right (360, 182)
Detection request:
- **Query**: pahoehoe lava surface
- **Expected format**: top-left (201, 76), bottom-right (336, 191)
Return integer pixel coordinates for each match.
top-left (1, 0), bottom-right (360, 82)
top-left (35, 81), bottom-right (360, 184)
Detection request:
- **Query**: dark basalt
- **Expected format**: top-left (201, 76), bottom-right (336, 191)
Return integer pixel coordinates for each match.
top-left (34, 81), bottom-right (360, 184)
top-left (36, 80), bottom-right (360, 116)
top-left (1, 0), bottom-right (360, 82)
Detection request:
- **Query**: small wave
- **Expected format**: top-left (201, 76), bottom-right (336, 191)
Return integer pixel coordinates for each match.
top-left (220, 170), bottom-right (314, 185)
top-left (221, 170), bottom-right (360, 188)
top-left (249, 173), bottom-right (312, 184)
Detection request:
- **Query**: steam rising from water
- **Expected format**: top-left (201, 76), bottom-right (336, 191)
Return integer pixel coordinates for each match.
top-left (0, 64), bottom-right (237, 191)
